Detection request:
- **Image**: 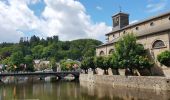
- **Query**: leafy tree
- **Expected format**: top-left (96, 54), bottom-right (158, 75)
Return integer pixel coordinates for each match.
top-left (50, 57), bottom-right (57, 72)
top-left (82, 57), bottom-right (96, 74)
top-left (157, 50), bottom-right (170, 67)
top-left (31, 45), bottom-right (44, 59)
top-left (30, 35), bottom-right (40, 47)
top-left (10, 51), bottom-right (24, 71)
top-left (103, 56), bottom-right (112, 75)
top-left (81, 59), bottom-right (89, 74)
top-left (24, 55), bottom-right (34, 72)
top-left (113, 33), bottom-right (153, 75)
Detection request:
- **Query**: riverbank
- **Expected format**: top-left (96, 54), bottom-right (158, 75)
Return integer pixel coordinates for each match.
top-left (79, 74), bottom-right (170, 90)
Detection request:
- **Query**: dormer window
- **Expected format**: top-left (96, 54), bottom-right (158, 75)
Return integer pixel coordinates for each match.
top-left (135, 27), bottom-right (139, 30)
top-left (150, 22), bottom-right (154, 26)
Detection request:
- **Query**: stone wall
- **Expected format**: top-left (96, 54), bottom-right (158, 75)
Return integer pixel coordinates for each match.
top-left (79, 74), bottom-right (170, 90)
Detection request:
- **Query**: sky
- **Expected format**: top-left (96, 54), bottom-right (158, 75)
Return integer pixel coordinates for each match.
top-left (0, 0), bottom-right (170, 43)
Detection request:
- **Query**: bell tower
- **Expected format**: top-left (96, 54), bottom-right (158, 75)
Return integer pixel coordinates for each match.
top-left (112, 12), bottom-right (129, 31)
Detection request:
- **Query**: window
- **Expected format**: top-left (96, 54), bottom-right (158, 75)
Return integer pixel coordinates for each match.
top-left (135, 27), bottom-right (139, 30)
top-left (99, 51), bottom-right (105, 56)
top-left (152, 40), bottom-right (165, 49)
top-left (109, 49), bottom-right (114, 54)
top-left (150, 22), bottom-right (154, 26)
top-left (113, 34), bottom-right (115, 37)
top-left (169, 17), bottom-right (170, 20)
top-left (123, 31), bottom-right (126, 34)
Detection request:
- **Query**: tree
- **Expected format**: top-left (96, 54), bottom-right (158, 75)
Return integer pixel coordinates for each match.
top-left (50, 57), bottom-right (57, 72)
top-left (103, 56), bottom-right (112, 75)
top-left (157, 50), bottom-right (170, 67)
top-left (31, 45), bottom-right (44, 59)
top-left (30, 35), bottom-right (40, 47)
top-left (113, 33), bottom-right (153, 75)
top-left (82, 57), bottom-right (96, 74)
top-left (81, 59), bottom-right (89, 74)
top-left (10, 51), bottom-right (24, 71)
top-left (24, 55), bottom-right (34, 72)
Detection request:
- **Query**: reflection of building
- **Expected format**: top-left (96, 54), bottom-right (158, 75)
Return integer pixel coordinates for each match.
top-left (96, 11), bottom-right (170, 76)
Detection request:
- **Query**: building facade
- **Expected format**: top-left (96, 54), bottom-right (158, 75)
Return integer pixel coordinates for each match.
top-left (96, 11), bottom-right (170, 76)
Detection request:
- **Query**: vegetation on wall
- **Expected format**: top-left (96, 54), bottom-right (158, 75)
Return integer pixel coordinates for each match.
top-left (157, 50), bottom-right (170, 67)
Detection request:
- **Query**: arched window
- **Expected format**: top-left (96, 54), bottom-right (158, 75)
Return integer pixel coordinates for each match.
top-left (99, 51), bottom-right (105, 56)
top-left (109, 49), bottom-right (114, 54)
top-left (152, 40), bottom-right (165, 49)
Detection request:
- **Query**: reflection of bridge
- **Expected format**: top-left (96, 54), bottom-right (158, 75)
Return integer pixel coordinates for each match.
top-left (0, 72), bottom-right (80, 80)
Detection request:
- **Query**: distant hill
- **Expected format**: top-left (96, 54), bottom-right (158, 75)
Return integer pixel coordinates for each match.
top-left (0, 35), bottom-right (102, 62)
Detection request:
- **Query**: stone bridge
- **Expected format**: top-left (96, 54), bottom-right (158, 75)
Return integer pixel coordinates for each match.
top-left (0, 71), bottom-right (80, 80)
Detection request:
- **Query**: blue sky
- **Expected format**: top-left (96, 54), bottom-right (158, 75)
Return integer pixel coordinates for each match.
top-left (80, 0), bottom-right (170, 25)
top-left (0, 0), bottom-right (170, 42)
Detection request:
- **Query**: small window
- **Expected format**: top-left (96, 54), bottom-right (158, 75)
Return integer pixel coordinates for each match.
top-left (123, 31), bottom-right (126, 34)
top-left (113, 34), bottom-right (115, 37)
top-left (135, 27), bottom-right (139, 30)
top-left (150, 22), bottom-right (154, 26)
top-left (152, 40), bottom-right (165, 49)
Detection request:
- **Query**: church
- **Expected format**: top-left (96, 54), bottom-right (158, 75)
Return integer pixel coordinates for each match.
top-left (96, 11), bottom-right (170, 76)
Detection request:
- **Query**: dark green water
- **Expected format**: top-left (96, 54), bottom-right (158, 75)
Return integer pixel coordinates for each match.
top-left (0, 81), bottom-right (170, 100)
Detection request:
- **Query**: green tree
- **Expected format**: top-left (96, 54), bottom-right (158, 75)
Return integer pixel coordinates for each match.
top-left (81, 59), bottom-right (89, 74)
top-left (103, 56), bottom-right (112, 75)
top-left (31, 45), bottom-right (44, 59)
top-left (157, 50), bottom-right (170, 67)
top-left (113, 33), bottom-right (153, 75)
top-left (24, 55), bottom-right (34, 72)
top-left (10, 51), bottom-right (24, 71)
top-left (50, 57), bottom-right (57, 72)
top-left (82, 57), bottom-right (96, 74)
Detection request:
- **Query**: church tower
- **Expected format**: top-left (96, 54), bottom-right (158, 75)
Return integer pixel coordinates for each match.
top-left (112, 12), bottom-right (129, 31)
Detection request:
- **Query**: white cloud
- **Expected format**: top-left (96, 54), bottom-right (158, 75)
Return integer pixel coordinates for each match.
top-left (0, 0), bottom-right (111, 43)
top-left (130, 20), bottom-right (138, 24)
top-left (96, 6), bottom-right (102, 10)
top-left (146, 0), bottom-right (167, 13)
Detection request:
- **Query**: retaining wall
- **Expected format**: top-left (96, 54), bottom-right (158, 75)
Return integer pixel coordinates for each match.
top-left (79, 74), bottom-right (170, 90)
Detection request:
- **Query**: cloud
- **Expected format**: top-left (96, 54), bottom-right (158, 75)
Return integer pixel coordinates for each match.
top-left (96, 6), bottom-right (102, 10)
top-left (146, 0), bottom-right (167, 13)
top-left (0, 0), bottom-right (111, 43)
top-left (130, 20), bottom-right (138, 24)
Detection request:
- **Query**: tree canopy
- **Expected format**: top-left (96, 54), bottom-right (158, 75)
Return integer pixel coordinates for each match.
top-left (0, 35), bottom-right (102, 72)
top-left (157, 50), bottom-right (170, 67)
top-left (112, 33), bottom-right (153, 75)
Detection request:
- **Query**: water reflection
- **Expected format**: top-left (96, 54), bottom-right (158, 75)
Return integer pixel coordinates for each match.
top-left (0, 81), bottom-right (170, 100)
top-left (80, 82), bottom-right (170, 100)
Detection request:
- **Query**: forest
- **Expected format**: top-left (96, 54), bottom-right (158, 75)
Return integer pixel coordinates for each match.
top-left (0, 35), bottom-right (102, 71)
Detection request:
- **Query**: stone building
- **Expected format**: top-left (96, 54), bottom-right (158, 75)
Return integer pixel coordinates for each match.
top-left (96, 11), bottom-right (170, 76)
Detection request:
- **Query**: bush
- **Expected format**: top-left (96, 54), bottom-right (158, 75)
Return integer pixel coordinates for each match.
top-left (157, 50), bottom-right (170, 67)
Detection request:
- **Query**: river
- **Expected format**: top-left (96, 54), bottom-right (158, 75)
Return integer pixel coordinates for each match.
top-left (0, 80), bottom-right (170, 100)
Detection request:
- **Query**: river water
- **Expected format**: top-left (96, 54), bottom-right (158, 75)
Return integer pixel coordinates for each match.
top-left (0, 80), bottom-right (170, 100)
